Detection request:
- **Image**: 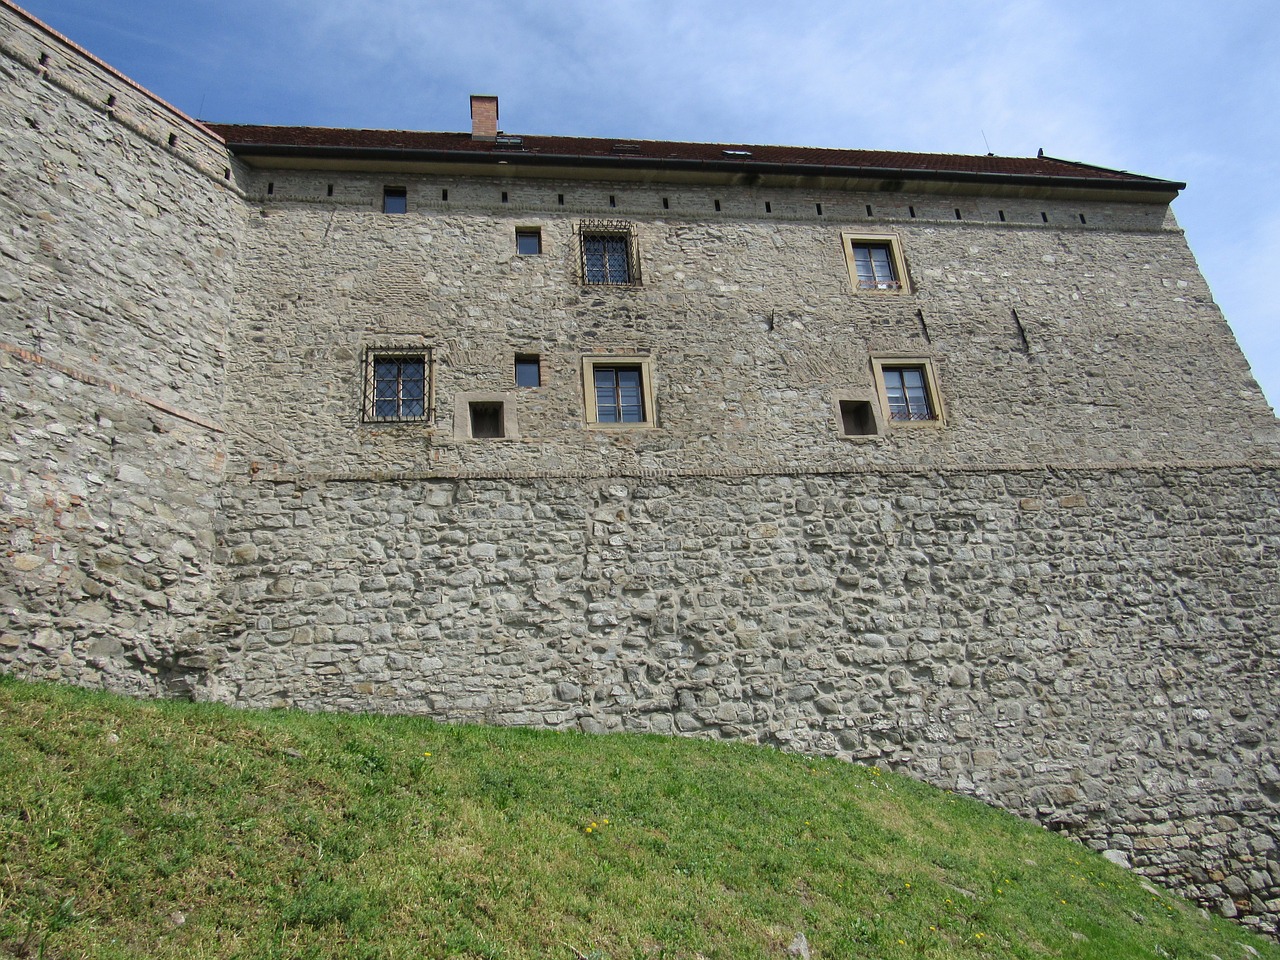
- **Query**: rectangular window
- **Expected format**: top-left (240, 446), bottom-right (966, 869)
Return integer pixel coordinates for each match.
top-left (882, 367), bottom-right (933, 420)
top-left (515, 354), bottom-right (541, 387)
top-left (383, 187), bottom-right (407, 214)
top-left (516, 229), bottom-right (542, 255)
top-left (582, 355), bottom-right (655, 427)
top-left (579, 221), bottom-right (638, 285)
top-left (841, 233), bottom-right (908, 293)
top-left (871, 356), bottom-right (944, 426)
top-left (594, 366), bottom-right (645, 423)
top-left (364, 352), bottom-right (429, 422)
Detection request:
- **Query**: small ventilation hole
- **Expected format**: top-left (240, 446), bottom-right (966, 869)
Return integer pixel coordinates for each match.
top-left (815, 203), bottom-right (823, 216)
top-left (1079, 213), bottom-right (1087, 224)
top-left (954, 208), bottom-right (962, 220)
top-left (38, 52), bottom-right (48, 66)
top-left (866, 204), bottom-right (873, 217)
top-left (224, 167), bottom-right (231, 180)
top-left (714, 200), bottom-right (721, 212)
top-left (909, 206), bottom-right (916, 218)
top-left (327, 184), bottom-right (334, 197)
top-left (558, 193), bottom-right (564, 205)
top-left (442, 188), bottom-right (449, 201)
top-left (1041, 212), bottom-right (1049, 223)
top-left (998, 210), bottom-right (1006, 222)
top-left (168, 132), bottom-right (177, 147)
top-left (501, 191), bottom-right (508, 203)
top-left (662, 197), bottom-right (669, 209)
top-left (609, 195), bottom-right (616, 208)
top-left (267, 182), bottom-right (274, 195)
top-left (765, 201), bottom-right (772, 213)
top-left (106, 94), bottom-right (116, 108)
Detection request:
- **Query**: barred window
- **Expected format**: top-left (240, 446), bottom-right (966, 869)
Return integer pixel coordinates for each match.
top-left (364, 351), bottom-right (430, 422)
top-left (578, 221), bottom-right (638, 285)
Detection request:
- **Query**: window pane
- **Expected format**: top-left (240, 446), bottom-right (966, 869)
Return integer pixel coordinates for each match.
top-left (383, 188), bottom-right (407, 214)
top-left (883, 369), bottom-right (909, 419)
top-left (516, 231), bottom-right (541, 255)
top-left (870, 246), bottom-right (895, 283)
top-left (594, 368), bottom-right (620, 422)
top-left (584, 237), bottom-right (606, 283)
top-left (605, 237), bottom-right (630, 283)
top-left (883, 366), bottom-right (933, 420)
top-left (853, 246), bottom-right (874, 286)
top-left (515, 358), bottom-right (541, 387)
top-left (617, 368), bottom-right (644, 422)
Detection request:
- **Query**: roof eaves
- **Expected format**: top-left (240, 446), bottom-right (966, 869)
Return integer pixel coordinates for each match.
top-left (223, 141), bottom-right (1184, 193)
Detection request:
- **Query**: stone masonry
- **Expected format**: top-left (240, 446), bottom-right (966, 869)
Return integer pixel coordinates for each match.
top-left (1, 0), bottom-right (1278, 935)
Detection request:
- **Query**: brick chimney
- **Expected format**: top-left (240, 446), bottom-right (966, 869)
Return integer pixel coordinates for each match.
top-left (470, 95), bottom-right (498, 142)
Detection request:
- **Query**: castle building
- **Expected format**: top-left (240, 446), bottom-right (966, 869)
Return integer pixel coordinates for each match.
top-left (2, 0), bottom-right (1278, 932)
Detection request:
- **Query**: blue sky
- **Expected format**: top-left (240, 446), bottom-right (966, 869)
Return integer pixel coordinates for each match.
top-left (21, 0), bottom-right (1280, 410)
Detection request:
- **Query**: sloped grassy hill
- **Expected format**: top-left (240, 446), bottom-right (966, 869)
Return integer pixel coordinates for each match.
top-left (0, 677), bottom-right (1274, 960)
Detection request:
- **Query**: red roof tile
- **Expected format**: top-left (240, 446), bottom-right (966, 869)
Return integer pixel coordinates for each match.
top-left (205, 123), bottom-right (1180, 191)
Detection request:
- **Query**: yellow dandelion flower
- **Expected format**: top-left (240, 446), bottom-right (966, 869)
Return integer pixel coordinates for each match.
top-left (904, 882), bottom-right (911, 888)
top-left (897, 939), bottom-right (905, 945)
top-left (585, 827), bottom-right (592, 834)
top-left (602, 819), bottom-right (609, 825)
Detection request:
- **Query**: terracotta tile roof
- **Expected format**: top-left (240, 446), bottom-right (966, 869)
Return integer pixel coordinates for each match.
top-left (205, 123), bottom-right (1180, 190)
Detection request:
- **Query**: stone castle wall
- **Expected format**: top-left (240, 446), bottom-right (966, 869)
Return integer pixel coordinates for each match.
top-left (212, 465), bottom-right (1280, 929)
top-left (226, 169), bottom-right (1277, 483)
top-left (0, 1), bottom-right (241, 694)
top-left (1, 0), bottom-right (1278, 937)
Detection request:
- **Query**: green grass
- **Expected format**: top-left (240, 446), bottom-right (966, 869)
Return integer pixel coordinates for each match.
top-left (0, 676), bottom-right (1274, 960)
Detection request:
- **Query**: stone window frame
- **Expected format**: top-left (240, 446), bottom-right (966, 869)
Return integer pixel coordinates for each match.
top-left (577, 220), bottom-right (641, 286)
top-left (870, 355), bottom-right (946, 427)
top-left (361, 345), bottom-right (434, 424)
top-left (581, 354), bottom-right (656, 428)
top-left (841, 231), bottom-right (910, 294)
top-left (453, 391), bottom-right (520, 440)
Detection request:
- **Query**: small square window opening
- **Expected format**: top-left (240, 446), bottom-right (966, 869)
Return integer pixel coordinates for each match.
top-left (469, 402), bottom-right (505, 438)
top-left (383, 187), bottom-right (407, 214)
top-left (515, 355), bottom-right (541, 387)
top-left (516, 229), bottom-right (542, 255)
top-left (839, 399), bottom-right (878, 436)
